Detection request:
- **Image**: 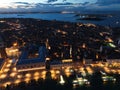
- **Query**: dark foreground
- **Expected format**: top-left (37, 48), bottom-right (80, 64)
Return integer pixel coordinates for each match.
top-left (2, 71), bottom-right (120, 90)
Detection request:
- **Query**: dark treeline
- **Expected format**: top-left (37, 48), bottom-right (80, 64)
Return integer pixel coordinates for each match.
top-left (3, 72), bottom-right (120, 90)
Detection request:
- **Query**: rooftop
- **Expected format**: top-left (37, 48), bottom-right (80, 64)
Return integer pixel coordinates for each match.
top-left (17, 46), bottom-right (46, 66)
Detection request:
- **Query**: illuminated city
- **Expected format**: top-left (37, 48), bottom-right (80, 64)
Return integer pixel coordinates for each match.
top-left (0, 0), bottom-right (120, 90)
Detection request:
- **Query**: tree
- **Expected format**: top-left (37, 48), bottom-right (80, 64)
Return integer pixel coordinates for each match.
top-left (90, 71), bottom-right (103, 90)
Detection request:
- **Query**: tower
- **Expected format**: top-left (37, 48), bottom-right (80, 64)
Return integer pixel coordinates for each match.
top-left (45, 38), bottom-right (51, 70)
top-left (81, 43), bottom-right (86, 64)
top-left (70, 45), bottom-right (72, 58)
top-left (46, 38), bottom-right (51, 50)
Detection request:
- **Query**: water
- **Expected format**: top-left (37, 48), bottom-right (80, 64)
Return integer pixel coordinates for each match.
top-left (0, 13), bottom-right (120, 27)
top-left (0, 13), bottom-right (76, 22)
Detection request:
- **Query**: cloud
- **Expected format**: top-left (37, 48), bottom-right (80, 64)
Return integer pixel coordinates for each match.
top-left (0, 2), bottom-right (36, 11)
top-left (13, 2), bottom-right (36, 8)
top-left (82, 2), bottom-right (90, 5)
top-left (85, 4), bottom-right (120, 11)
top-left (63, 0), bottom-right (67, 2)
top-left (82, 0), bottom-right (120, 11)
top-left (0, 1), bottom-right (120, 12)
top-left (96, 0), bottom-right (120, 5)
top-left (13, 2), bottom-right (29, 4)
top-left (47, 0), bottom-right (58, 3)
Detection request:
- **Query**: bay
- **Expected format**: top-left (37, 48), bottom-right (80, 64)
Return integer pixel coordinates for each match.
top-left (0, 13), bottom-right (120, 27)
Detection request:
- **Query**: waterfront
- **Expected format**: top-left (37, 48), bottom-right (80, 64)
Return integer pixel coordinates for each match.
top-left (0, 12), bottom-right (120, 27)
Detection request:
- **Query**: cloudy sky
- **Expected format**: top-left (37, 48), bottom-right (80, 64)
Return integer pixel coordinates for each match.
top-left (0, 0), bottom-right (120, 12)
top-left (0, 0), bottom-right (97, 4)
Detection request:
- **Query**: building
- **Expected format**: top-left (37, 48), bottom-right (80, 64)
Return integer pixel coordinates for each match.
top-left (5, 47), bottom-right (20, 58)
top-left (61, 42), bottom-right (73, 60)
top-left (16, 46), bottom-right (46, 72)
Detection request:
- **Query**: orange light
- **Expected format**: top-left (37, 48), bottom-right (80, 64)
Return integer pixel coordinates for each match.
top-left (34, 72), bottom-right (40, 76)
top-left (13, 42), bottom-right (18, 46)
top-left (15, 79), bottom-right (21, 84)
top-left (82, 43), bottom-right (86, 48)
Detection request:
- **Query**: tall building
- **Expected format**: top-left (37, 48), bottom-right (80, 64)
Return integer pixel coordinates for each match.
top-left (60, 43), bottom-right (73, 63)
top-left (61, 44), bottom-right (71, 59)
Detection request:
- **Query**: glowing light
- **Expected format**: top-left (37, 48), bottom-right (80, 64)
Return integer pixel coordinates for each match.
top-left (50, 70), bottom-right (55, 74)
top-left (46, 57), bottom-right (50, 60)
top-left (34, 76), bottom-right (39, 80)
top-left (8, 49), bottom-right (18, 53)
top-left (86, 67), bottom-right (93, 75)
top-left (100, 71), bottom-right (106, 75)
top-left (66, 72), bottom-right (71, 77)
top-left (42, 71), bottom-right (46, 75)
top-left (41, 71), bottom-right (46, 79)
top-left (79, 67), bottom-right (84, 72)
top-left (12, 67), bottom-right (17, 71)
top-left (59, 75), bottom-right (65, 85)
top-left (3, 82), bottom-right (11, 87)
top-left (25, 73), bottom-right (31, 78)
top-left (108, 43), bottom-right (116, 48)
top-left (56, 70), bottom-right (60, 74)
top-left (104, 67), bottom-right (110, 73)
top-left (25, 78), bottom-right (30, 83)
top-left (4, 68), bottom-right (10, 72)
top-left (82, 43), bottom-right (86, 48)
top-left (48, 46), bottom-right (51, 50)
top-left (6, 48), bottom-right (19, 57)
top-left (18, 67), bottom-right (45, 72)
top-left (113, 78), bottom-right (116, 82)
top-left (6, 64), bottom-right (11, 67)
top-left (0, 74), bottom-right (7, 79)
top-left (65, 68), bottom-right (70, 73)
top-left (34, 72), bottom-right (40, 76)
top-left (14, 79), bottom-right (21, 84)
top-left (13, 42), bottom-right (18, 47)
top-left (107, 38), bottom-right (113, 42)
top-left (111, 70), bottom-right (116, 73)
top-left (118, 70), bottom-right (120, 74)
top-left (8, 60), bottom-right (12, 63)
top-left (51, 73), bottom-right (56, 79)
top-left (17, 75), bottom-right (22, 79)
top-left (64, 68), bottom-right (71, 77)
top-left (10, 72), bottom-right (17, 77)
top-left (41, 75), bottom-right (46, 79)
top-left (62, 59), bottom-right (73, 63)
top-left (96, 54), bottom-right (99, 59)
